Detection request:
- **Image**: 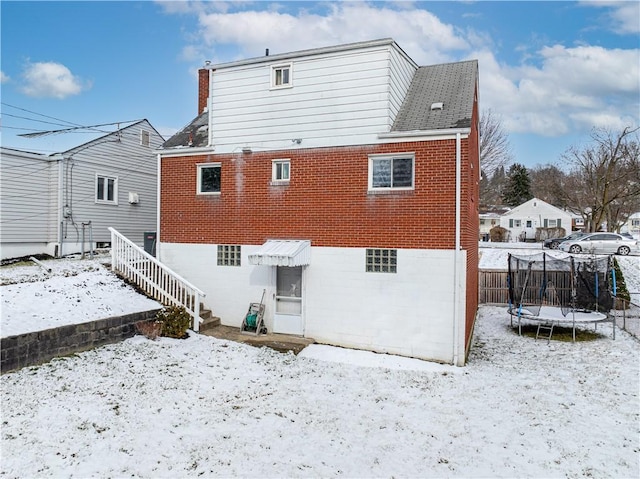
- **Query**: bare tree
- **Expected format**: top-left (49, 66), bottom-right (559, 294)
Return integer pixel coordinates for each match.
top-left (560, 127), bottom-right (640, 232)
top-left (480, 109), bottom-right (513, 176)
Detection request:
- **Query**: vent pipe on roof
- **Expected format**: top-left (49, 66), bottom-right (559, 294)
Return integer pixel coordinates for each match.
top-left (431, 102), bottom-right (444, 111)
top-left (266, 48), bottom-right (269, 56)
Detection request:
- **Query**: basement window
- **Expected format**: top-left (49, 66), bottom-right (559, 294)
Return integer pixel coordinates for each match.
top-left (365, 248), bottom-right (397, 273)
top-left (217, 245), bottom-right (241, 266)
top-left (197, 163), bottom-right (221, 195)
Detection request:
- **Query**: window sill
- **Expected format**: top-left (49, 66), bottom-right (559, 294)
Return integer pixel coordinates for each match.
top-left (367, 189), bottom-right (414, 196)
top-left (270, 181), bottom-right (290, 187)
top-left (197, 192), bottom-right (221, 196)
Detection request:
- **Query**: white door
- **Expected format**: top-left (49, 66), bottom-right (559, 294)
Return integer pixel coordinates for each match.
top-left (273, 266), bottom-right (303, 335)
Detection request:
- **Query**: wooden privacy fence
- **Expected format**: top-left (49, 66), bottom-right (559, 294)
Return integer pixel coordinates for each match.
top-left (479, 270), bottom-right (573, 304)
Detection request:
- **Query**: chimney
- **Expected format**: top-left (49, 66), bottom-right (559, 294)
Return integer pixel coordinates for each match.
top-left (198, 64), bottom-right (210, 115)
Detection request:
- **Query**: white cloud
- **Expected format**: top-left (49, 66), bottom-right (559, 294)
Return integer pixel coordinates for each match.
top-left (0, 71), bottom-right (9, 83)
top-left (20, 62), bottom-right (90, 99)
top-left (192, 3), bottom-right (468, 65)
top-left (581, 1), bottom-right (640, 34)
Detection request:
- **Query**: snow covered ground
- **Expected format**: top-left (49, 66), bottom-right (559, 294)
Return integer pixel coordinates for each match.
top-left (1, 249), bottom-right (639, 477)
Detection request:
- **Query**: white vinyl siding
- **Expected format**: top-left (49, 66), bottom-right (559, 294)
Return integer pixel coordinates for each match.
top-left (60, 120), bottom-right (163, 245)
top-left (209, 43), bottom-right (417, 153)
top-left (0, 150), bottom-right (58, 245)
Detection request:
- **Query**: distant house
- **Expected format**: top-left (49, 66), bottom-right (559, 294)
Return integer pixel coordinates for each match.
top-left (156, 39), bottom-right (480, 365)
top-left (627, 212), bottom-right (640, 238)
top-left (0, 120), bottom-right (163, 260)
top-left (499, 198), bottom-right (573, 242)
top-left (479, 206), bottom-right (510, 241)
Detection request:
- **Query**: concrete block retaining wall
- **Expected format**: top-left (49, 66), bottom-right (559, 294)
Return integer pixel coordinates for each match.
top-left (1, 309), bottom-right (161, 374)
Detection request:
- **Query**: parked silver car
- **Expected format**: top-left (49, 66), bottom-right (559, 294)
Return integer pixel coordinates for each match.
top-left (558, 232), bottom-right (639, 255)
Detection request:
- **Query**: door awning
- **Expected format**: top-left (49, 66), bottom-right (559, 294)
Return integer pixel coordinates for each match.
top-left (248, 240), bottom-right (311, 267)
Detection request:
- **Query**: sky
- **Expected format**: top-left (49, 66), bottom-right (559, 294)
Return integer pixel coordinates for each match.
top-left (1, 1), bottom-right (639, 170)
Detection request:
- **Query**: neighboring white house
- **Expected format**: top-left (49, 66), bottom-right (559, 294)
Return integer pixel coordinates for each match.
top-left (0, 120), bottom-right (163, 260)
top-left (626, 212), bottom-right (640, 238)
top-left (500, 198), bottom-right (573, 242)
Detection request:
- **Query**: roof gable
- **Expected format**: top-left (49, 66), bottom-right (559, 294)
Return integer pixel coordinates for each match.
top-left (501, 198), bottom-right (570, 218)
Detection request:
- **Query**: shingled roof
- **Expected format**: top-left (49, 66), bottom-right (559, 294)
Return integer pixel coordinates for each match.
top-left (162, 112), bottom-right (208, 149)
top-left (391, 60), bottom-right (478, 132)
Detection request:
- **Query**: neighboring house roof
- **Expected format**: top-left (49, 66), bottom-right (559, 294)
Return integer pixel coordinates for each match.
top-left (391, 60), bottom-right (478, 131)
top-left (61, 119), bottom-right (164, 155)
top-left (162, 112), bottom-right (208, 149)
top-left (501, 198), bottom-right (571, 219)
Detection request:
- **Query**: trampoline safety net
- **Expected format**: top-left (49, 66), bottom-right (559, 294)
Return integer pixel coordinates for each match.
top-left (507, 252), bottom-right (614, 317)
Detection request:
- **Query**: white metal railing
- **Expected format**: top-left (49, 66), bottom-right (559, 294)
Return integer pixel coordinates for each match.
top-left (109, 228), bottom-right (205, 332)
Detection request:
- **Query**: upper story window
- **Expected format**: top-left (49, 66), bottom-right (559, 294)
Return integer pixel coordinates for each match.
top-left (140, 130), bottom-right (150, 147)
top-left (368, 153), bottom-right (414, 191)
top-left (96, 175), bottom-right (118, 204)
top-left (271, 63), bottom-right (292, 89)
top-left (197, 163), bottom-right (221, 195)
top-left (272, 159), bottom-right (290, 183)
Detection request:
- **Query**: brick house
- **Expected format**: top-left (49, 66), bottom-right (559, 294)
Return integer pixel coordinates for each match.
top-left (157, 39), bottom-right (479, 365)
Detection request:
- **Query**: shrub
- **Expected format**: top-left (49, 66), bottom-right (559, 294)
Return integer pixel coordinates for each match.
top-left (489, 226), bottom-right (509, 242)
top-left (156, 306), bottom-right (191, 339)
top-left (612, 258), bottom-right (631, 308)
top-left (135, 320), bottom-right (162, 340)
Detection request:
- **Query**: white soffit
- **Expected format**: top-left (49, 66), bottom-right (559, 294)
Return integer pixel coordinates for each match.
top-left (248, 240), bottom-right (311, 266)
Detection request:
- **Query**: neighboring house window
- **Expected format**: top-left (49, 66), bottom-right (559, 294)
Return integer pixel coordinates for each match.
top-left (96, 175), bottom-right (117, 204)
top-left (368, 154), bottom-right (414, 191)
top-left (366, 248), bottom-right (397, 273)
top-left (272, 159), bottom-right (290, 183)
top-left (548, 219), bottom-right (557, 228)
top-left (544, 219), bottom-right (561, 228)
top-left (140, 130), bottom-right (150, 147)
top-left (632, 219), bottom-right (640, 227)
top-left (526, 220), bottom-right (532, 228)
top-left (491, 219), bottom-right (497, 226)
top-left (509, 219), bottom-right (521, 228)
top-left (197, 163), bottom-right (221, 194)
top-left (271, 63), bottom-right (292, 88)
top-left (217, 245), bottom-right (241, 266)
top-left (480, 219), bottom-right (485, 225)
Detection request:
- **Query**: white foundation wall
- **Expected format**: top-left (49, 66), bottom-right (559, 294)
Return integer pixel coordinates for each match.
top-left (304, 247), bottom-right (464, 364)
top-left (159, 243), bottom-right (275, 329)
top-left (159, 243), bottom-right (466, 364)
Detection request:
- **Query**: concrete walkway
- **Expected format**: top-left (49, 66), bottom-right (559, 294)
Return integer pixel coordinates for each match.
top-left (201, 325), bottom-right (315, 354)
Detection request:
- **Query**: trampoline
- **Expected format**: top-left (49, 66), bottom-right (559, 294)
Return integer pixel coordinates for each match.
top-left (506, 252), bottom-right (616, 341)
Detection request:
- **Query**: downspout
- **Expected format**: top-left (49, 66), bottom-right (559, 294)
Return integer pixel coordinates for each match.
top-left (156, 152), bottom-right (161, 261)
top-left (453, 132), bottom-right (462, 366)
top-left (57, 156), bottom-right (64, 257)
top-left (207, 68), bottom-right (214, 148)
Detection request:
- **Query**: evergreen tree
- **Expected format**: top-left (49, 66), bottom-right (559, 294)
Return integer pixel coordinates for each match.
top-left (501, 163), bottom-right (533, 207)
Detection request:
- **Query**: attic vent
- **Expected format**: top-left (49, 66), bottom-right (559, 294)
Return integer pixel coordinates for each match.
top-left (431, 102), bottom-right (444, 111)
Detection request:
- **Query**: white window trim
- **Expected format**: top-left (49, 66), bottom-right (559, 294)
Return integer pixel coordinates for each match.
top-left (95, 174), bottom-right (118, 205)
top-left (270, 63), bottom-right (293, 89)
top-left (197, 162), bottom-right (221, 195)
top-left (271, 159), bottom-right (290, 183)
top-left (140, 130), bottom-right (150, 147)
top-left (367, 153), bottom-right (415, 192)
